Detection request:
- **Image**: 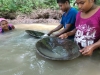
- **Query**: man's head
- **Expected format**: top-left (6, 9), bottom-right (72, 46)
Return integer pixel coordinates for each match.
top-left (57, 0), bottom-right (70, 12)
top-left (57, 0), bottom-right (70, 4)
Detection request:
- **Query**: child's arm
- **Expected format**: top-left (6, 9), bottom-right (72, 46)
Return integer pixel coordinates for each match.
top-left (11, 25), bottom-right (15, 29)
top-left (80, 40), bottom-right (100, 56)
top-left (48, 24), bottom-right (63, 36)
top-left (59, 28), bottom-right (76, 39)
top-left (9, 24), bottom-right (15, 29)
top-left (54, 24), bottom-right (74, 37)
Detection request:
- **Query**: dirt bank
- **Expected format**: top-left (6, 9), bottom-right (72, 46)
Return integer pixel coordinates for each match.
top-left (5, 9), bottom-right (63, 24)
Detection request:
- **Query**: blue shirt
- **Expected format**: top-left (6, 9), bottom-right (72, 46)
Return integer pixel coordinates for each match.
top-left (60, 7), bottom-right (78, 39)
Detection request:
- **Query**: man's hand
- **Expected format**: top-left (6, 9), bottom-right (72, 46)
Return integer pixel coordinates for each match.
top-left (59, 33), bottom-right (69, 39)
top-left (48, 31), bottom-right (54, 36)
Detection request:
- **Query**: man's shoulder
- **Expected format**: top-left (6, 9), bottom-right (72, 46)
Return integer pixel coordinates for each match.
top-left (70, 7), bottom-right (78, 12)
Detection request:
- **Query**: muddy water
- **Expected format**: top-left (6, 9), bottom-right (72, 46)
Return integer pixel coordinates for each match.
top-left (0, 24), bottom-right (100, 75)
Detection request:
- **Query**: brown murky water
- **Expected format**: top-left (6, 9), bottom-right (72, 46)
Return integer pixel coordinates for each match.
top-left (0, 24), bottom-right (100, 75)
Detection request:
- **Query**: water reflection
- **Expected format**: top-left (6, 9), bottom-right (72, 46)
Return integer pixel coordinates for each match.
top-left (0, 24), bottom-right (100, 75)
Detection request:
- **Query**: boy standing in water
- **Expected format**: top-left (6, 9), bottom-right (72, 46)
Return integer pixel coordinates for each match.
top-left (0, 18), bottom-right (15, 33)
top-left (48, 0), bottom-right (78, 39)
top-left (59, 0), bottom-right (100, 56)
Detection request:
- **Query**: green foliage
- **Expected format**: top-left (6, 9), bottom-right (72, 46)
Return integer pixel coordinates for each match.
top-left (0, 0), bottom-right (17, 12)
top-left (96, 0), bottom-right (100, 5)
top-left (32, 0), bottom-right (58, 9)
top-left (44, 0), bottom-right (58, 9)
top-left (0, 0), bottom-right (77, 15)
top-left (0, 0), bottom-right (34, 14)
top-left (17, 0), bottom-right (34, 13)
top-left (3, 0), bottom-right (100, 14)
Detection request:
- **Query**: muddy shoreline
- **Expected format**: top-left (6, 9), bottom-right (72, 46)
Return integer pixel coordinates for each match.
top-left (5, 9), bottom-right (62, 25)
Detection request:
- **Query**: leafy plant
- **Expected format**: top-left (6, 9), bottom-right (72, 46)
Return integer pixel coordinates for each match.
top-left (2, 0), bottom-right (99, 15)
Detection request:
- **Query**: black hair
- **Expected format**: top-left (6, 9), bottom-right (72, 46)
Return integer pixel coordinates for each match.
top-left (57, 0), bottom-right (70, 4)
top-left (94, 0), bottom-right (96, 3)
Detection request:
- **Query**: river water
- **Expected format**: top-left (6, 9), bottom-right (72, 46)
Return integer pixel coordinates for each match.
top-left (0, 24), bottom-right (100, 75)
